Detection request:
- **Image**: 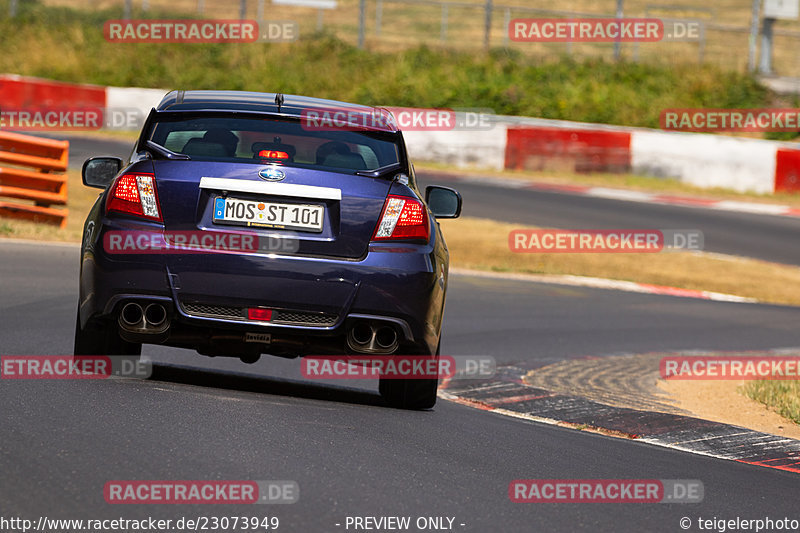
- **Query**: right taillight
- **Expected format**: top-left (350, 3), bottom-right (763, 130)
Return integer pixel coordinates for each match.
top-left (106, 173), bottom-right (162, 221)
top-left (372, 195), bottom-right (429, 241)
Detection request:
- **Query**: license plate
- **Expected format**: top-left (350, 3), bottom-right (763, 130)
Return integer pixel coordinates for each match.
top-left (213, 197), bottom-right (324, 232)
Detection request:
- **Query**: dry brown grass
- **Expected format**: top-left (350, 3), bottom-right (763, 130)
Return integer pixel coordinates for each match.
top-left (439, 216), bottom-right (800, 306)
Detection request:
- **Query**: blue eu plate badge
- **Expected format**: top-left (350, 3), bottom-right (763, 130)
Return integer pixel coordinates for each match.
top-left (214, 197), bottom-right (225, 219)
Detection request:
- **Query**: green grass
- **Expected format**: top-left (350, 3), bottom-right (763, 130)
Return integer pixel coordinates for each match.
top-left (741, 381), bottom-right (800, 425)
top-left (35, 0), bottom-right (800, 78)
top-left (0, 1), bottom-right (778, 132)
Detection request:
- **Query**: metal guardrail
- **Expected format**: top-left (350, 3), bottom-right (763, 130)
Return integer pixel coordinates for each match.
top-left (0, 132), bottom-right (69, 228)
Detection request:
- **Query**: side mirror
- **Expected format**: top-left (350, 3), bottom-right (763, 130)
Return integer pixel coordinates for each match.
top-left (82, 157), bottom-right (123, 189)
top-left (425, 186), bottom-right (462, 219)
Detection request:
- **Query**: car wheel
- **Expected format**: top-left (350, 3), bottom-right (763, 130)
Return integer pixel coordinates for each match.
top-left (379, 344), bottom-right (440, 410)
top-left (73, 307), bottom-right (142, 356)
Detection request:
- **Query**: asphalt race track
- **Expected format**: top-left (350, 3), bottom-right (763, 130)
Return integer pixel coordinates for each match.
top-left (2, 135), bottom-right (799, 531)
top-left (2, 240), bottom-right (800, 532)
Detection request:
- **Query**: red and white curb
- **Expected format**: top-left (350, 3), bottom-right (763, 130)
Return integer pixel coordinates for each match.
top-left (438, 357), bottom-right (800, 475)
top-left (450, 268), bottom-right (759, 304)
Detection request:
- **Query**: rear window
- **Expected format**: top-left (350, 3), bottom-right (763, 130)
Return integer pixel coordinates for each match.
top-left (148, 115), bottom-right (401, 172)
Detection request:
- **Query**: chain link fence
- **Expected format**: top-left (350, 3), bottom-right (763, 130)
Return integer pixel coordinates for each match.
top-left (28, 0), bottom-right (800, 78)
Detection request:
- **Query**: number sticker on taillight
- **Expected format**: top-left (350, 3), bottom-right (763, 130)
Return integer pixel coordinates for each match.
top-left (107, 173), bottom-right (162, 221)
top-left (372, 195), bottom-right (429, 241)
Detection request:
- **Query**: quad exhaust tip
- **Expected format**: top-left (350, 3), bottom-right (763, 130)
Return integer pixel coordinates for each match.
top-left (350, 322), bottom-right (374, 345)
top-left (118, 301), bottom-right (170, 334)
top-left (347, 321), bottom-right (399, 354)
top-left (144, 303), bottom-right (167, 328)
top-left (120, 302), bottom-right (144, 328)
top-left (375, 326), bottom-right (397, 349)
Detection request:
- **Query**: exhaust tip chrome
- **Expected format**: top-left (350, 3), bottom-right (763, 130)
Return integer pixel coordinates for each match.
top-left (120, 302), bottom-right (144, 328)
top-left (375, 326), bottom-right (398, 350)
top-left (118, 301), bottom-right (170, 339)
top-left (350, 322), bottom-right (373, 346)
top-left (346, 321), bottom-right (399, 354)
top-left (144, 304), bottom-right (167, 328)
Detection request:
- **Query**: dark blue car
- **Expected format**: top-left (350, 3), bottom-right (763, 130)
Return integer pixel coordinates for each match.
top-left (75, 90), bottom-right (462, 409)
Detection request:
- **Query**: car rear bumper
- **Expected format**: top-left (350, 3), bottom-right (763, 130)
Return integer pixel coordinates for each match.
top-left (80, 225), bottom-right (447, 356)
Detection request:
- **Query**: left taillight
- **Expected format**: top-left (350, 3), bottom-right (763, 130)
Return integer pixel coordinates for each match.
top-left (372, 195), bottom-right (429, 242)
top-left (106, 173), bottom-right (162, 221)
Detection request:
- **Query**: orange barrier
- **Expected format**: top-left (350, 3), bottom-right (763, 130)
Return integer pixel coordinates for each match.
top-left (0, 132), bottom-right (69, 227)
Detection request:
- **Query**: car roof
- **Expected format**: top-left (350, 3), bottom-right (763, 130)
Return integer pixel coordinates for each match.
top-left (156, 90), bottom-right (399, 133)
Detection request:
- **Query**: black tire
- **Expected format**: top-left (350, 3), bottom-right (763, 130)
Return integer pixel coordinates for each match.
top-left (74, 307), bottom-right (142, 356)
top-left (379, 345), bottom-right (440, 410)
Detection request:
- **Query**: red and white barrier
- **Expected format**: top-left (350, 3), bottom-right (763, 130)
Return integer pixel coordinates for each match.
top-left (0, 74), bottom-right (106, 109)
top-left (505, 125), bottom-right (631, 174)
top-left (404, 115), bottom-right (800, 194)
top-left (2, 74), bottom-right (799, 195)
top-left (629, 130), bottom-right (779, 194)
top-left (105, 86), bottom-right (167, 114)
